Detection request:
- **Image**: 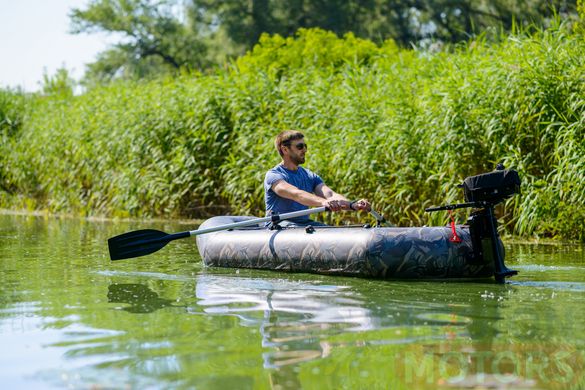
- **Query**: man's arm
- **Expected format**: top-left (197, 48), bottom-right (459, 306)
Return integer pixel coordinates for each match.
top-left (315, 183), bottom-right (371, 212)
top-left (272, 181), bottom-right (370, 212)
top-left (272, 180), bottom-right (331, 208)
top-left (315, 183), bottom-right (348, 202)
top-left (315, 183), bottom-right (352, 210)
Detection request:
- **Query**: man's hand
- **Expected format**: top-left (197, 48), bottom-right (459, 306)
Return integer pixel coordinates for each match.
top-left (324, 198), bottom-right (371, 212)
top-left (323, 199), bottom-right (348, 212)
top-left (350, 199), bottom-right (371, 212)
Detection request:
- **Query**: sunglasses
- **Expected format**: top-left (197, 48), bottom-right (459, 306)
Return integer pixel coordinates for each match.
top-left (287, 142), bottom-right (307, 150)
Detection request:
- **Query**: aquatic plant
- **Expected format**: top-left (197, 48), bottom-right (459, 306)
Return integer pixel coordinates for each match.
top-left (0, 27), bottom-right (583, 240)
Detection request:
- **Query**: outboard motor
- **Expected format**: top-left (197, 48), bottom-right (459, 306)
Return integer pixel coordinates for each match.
top-left (426, 165), bottom-right (521, 283)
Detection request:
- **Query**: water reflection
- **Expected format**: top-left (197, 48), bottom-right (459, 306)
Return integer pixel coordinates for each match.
top-left (194, 275), bottom-right (378, 368)
top-left (189, 274), bottom-right (583, 388)
top-left (46, 271), bottom-right (585, 388)
top-left (191, 274), bottom-right (508, 370)
top-left (97, 267), bottom-right (585, 389)
top-left (107, 283), bottom-right (177, 313)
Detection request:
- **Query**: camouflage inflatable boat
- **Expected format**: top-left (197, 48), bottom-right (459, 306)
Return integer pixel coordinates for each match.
top-left (197, 168), bottom-right (521, 283)
top-left (108, 167), bottom-right (520, 283)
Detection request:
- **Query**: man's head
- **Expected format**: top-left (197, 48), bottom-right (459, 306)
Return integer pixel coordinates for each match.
top-left (275, 130), bottom-right (307, 165)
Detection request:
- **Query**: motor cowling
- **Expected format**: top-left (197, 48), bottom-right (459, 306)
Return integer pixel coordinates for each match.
top-left (461, 169), bottom-right (520, 204)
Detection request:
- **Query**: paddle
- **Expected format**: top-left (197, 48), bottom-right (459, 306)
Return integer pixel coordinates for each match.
top-left (108, 206), bottom-right (329, 261)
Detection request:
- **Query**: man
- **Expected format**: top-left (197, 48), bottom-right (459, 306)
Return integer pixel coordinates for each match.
top-left (264, 130), bottom-right (371, 227)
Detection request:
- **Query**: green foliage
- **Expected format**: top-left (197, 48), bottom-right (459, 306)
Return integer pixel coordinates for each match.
top-left (235, 28), bottom-right (388, 78)
top-left (1, 78), bottom-right (233, 217)
top-left (0, 88), bottom-right (28, 195)
top-left (0, 88), bottom-right (26, 138)
top-left (70, 0), bottom-right (208, 85)
top-left (72, 0), bottom-right (579, 84)
top-left (579, 0), bottom-right (585, 17)
top-left (41, 67), bottom-right (76, 97)
top-left (1, 27), bottom-right (583, 240)
top-left (576, 0), bottom-right (585, 33)
top-left (195, 0), bottom-right (578, 47)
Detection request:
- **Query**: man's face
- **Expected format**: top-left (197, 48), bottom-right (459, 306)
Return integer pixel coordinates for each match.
top-left (285, 139), bottom-right (307, 165)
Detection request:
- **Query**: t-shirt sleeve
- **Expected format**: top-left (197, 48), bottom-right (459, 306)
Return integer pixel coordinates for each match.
top-left (264, 170), bottom-right (285, 192)
top-left (310, 170), bottom-right (324, 191)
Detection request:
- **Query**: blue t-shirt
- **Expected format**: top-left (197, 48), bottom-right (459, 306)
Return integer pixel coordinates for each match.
top-left (264, 165), bottom-right (324, 223)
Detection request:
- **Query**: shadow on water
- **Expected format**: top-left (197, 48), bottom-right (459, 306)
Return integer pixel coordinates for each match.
top-left (107, 284), bottom-right (177, 313)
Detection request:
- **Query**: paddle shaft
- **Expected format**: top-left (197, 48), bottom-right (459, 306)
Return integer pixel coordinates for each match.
top-left (107, 206), bottom-right (330, 260)
top-left (186, 206), bottom-right (328, 237)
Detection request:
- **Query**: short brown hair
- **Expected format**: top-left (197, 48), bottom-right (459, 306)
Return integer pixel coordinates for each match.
top-left (275, 130), bottom-right (304, 156)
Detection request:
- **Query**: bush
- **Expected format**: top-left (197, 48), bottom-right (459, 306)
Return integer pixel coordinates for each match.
top-left (0, 27), bottom-right (583, 240)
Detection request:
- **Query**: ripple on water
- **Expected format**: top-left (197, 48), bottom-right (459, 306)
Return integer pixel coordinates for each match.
top-left (513, 264), bottom-right (585, 272)
top-left (509, 280), bottom-right (585, 292)
top-left (95, 270), bottom-right (194, 282)
top-left (415, 312), bottom-right (472, 325)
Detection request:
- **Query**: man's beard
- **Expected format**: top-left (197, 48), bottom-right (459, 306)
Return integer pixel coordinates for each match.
top-left (291, 154), bottom-right (305, 165)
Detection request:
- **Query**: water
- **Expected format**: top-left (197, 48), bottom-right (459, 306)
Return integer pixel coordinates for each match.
top-left (1, 213), bottom-right (584, 389)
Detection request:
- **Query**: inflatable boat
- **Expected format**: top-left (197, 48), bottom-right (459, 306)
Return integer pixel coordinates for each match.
top-left (109, 167), bottom-right (520, 283)
top-left (196, 168), bottom-right (521, 283)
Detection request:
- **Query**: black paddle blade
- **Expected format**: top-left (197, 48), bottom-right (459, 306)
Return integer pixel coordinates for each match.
top-left (108, 229), bottom-right (172, 260)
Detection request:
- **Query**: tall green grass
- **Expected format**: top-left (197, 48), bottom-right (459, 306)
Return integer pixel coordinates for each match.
top-left (1, 27), bottom-right (583, 240)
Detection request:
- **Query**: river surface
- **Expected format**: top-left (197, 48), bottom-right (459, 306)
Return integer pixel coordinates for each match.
top-left (1, 213), bottom-right (584, 389)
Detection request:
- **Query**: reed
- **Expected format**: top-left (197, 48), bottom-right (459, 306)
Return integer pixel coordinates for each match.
top-left (1, 26), bottom-right (583, 240)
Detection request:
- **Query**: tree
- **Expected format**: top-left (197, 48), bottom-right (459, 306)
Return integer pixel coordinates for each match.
top-left (70, 0), bottom-right (208, 84)
top-left (72, 0), bottom-right (578, 84)
top-left (192, 0), bottom-right (577, 48)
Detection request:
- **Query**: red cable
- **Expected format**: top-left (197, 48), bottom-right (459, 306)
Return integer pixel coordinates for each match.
top-left (448, 210), bottom-right (462, 243)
